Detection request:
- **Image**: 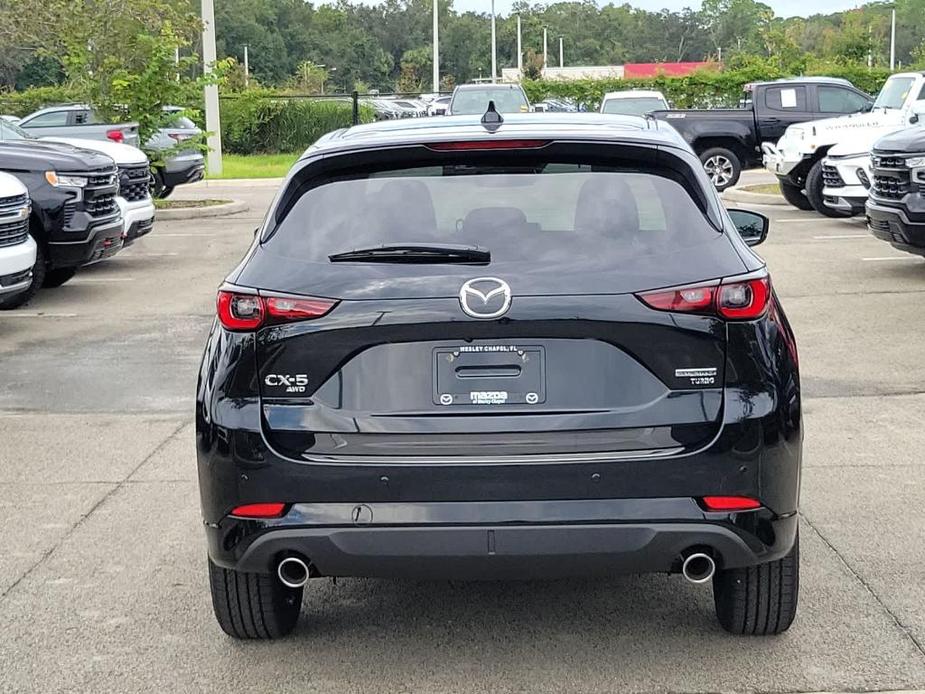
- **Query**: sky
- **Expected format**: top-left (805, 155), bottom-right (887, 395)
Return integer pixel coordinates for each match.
top-left (449, 0), bottom-right (862, 17)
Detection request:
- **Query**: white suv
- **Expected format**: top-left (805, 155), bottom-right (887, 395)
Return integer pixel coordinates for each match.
top-left (0, 172), bottom-right (37, 309)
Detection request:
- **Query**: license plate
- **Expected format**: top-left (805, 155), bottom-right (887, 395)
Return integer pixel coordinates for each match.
top-left (433, 345), bottom-right (546, 406)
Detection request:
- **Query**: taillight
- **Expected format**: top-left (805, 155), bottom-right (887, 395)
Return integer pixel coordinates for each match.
top-left (229, 502), bottom-right (287, 519)
top-left (106, 129), bottom-right (125, 143)
top-left (426, 139), bottom-right (550, 151)
top-left (637, 275), bottom-right (770, 321)
top-left (216, 290), bottom-right (336, 331)
top-left (701, 496), bottom-right (761, 511)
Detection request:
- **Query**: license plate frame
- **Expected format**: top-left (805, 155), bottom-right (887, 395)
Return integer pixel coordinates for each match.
top-left (433, 344), bottom-right (546, 406)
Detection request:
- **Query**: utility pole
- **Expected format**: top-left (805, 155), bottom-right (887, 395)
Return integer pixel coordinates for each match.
top-left (559, 36), bottom-right (563, 68)
top-left (543, 27), bottom-right (548, 72)
top-left (432, 0), bottom-right (439, 92)
top-left (490, 0), bottom-right (497, 83)
top-left (890, 8), bottom-right (896, 71)
top-left (244, 45), bottom-right (250, 88)
top-left (201, 0), bottom-right (222, 176)
top-left (516, 15), bottom-right (522, 78)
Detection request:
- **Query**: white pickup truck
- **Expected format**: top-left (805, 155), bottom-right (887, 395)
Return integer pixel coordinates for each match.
top-left (764, 71), bottom-right (925, 216)
top-left (0, 172), bottom-right (37, 309)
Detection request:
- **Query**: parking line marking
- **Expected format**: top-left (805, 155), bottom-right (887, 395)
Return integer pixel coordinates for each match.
top-left (775, 218), bottom-right (815, 222)
top-left (71, 277), bottom-right (136, 283)
top-left (154, 233), bottom-right (220, 237)
top-left (862, 256), bottom-right (921, 262)
top-left (129, 252), bottom-right (179, 257)
top-left (813, 234), bottom-right (869, 239)
top-left (1, 312), bottom-right (78, 318)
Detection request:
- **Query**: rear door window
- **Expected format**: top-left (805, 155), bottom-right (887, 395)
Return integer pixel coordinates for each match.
top-left (818, 87), bottom-right (869, 114)
top-left (267, 162), bottom-right (719, 264)
top-left (764, 86), bottom-right (807, 111)
top-left (23, 111), bottom-right (69, 127)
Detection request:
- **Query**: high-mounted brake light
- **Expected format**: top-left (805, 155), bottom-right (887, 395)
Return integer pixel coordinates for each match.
top-left (106, 129), bottom-right (125, 144)
top-left (426, 139), bottom-right (550, 151)
top-left (217, 290), bottom-right (337, 331)
top-left (637, 276), bottom-right (770, 321)
top-left (229, 502), bottom-right (287, 519)
top-left (701, 496), bottom-right (762, 511)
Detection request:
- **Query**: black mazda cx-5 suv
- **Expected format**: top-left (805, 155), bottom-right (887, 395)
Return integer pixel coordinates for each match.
top-left (196, 111), bottom-right (801, 639)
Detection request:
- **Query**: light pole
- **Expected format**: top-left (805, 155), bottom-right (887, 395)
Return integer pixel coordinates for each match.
top-left (559, 36), bottom-right (563, 68)
top-left (516, 15), bottom-right (522, 78)
top-left (201, 0), bottom-right (222, 176)
top-left (432, 0), bottom-right (439, 92)
top-left (890, 7), bottom-right (896, 70)
top-left (243, 45), bottom-right (249, 88)
top-left (543, 27), bottom-right (548, 73)
top-left (490, 0), bottom-right (497, 83)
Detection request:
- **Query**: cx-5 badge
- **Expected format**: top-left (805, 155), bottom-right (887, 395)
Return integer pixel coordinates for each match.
top-left (459, 277), bottom-right (512, 319)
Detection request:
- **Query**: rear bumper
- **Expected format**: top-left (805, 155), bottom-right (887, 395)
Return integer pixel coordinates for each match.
top-left (163, 159), bottom-right (205, 188)
top-left (208, 499), bottom-right (799, 579)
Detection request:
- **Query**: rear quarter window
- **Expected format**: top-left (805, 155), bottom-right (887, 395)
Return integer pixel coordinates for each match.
top-left (265, 162), bottom-right (720, 266)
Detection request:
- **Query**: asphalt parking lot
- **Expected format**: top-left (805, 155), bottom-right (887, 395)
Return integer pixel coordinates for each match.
top-left (1, 171), bottom-right (924, 694)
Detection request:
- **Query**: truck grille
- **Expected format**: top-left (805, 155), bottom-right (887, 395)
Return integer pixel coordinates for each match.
top-left (87, 171), bottom-right (118, 188)
top-left (0, 217), bottom-right (28, 248)
top-left (118, 165), bottom-right (152, 203)
top-left (872, 155), bottom-right (905, 169)
top-left (0, 192), bottom-right (29, 215)
top-left (872, 173), bottom-right (910, 200)
top-left (821, 164), bottom-right (845, 188)
top-left (0, 191), bottom-right (30, 248)
top-left (85, 193), bottom-right (118, 218)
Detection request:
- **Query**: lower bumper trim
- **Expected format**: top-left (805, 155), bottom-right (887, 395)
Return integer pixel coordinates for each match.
top-left (221, 516), bottom-right (798, 579)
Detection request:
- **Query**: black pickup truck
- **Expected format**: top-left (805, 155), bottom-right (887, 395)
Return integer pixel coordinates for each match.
top-left (866, 126), bottom-right (925, 256)
top-left (0, 139), bottom-right (123, 307)
top-left (653, 77), bottom-right (873, 190)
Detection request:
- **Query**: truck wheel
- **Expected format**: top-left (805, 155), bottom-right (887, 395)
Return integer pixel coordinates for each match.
top-left (43, 267), bottom-right (77, 288)
top-left (208, 558), bottom-right (302, 639)
top-left (151, 169), bottom-right (174, 199)
top-left (805, 161), bottom-right (851, 218)
top-left (713, 530), bottom-right (799, 635)
top-left (700, 147), bottom-right (741, 191)
top-left (778, 180), bottom-right (814, 211)
top-left (0, 237), bottom-right (45, 310)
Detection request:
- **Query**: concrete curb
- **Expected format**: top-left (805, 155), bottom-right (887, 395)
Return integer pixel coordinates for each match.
top-left (191, 178), bottom-right (284, 188)
top-left (722, 186), bottom-right (788, 206)
top-left (154, 199), bottom-right (249, 220)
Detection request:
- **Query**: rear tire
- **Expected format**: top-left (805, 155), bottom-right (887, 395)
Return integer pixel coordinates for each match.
top-left (713, 530), bottom-right (799, 635)
top-left (699, 147), bottom-right (741, 191)
top-left (778, 180), bottom-right (814, 211)
top-left (208, 558), bottom-right (303, 639)
top-left (805, 161), bottom-right (851, 218)
top-left (42, 267), bottom-right (77, 288)
top-left (0, 236), bottom-right (44, 310)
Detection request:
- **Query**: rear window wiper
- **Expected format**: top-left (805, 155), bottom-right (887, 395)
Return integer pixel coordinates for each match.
top-left (328, 243), bottom-right (490, 264)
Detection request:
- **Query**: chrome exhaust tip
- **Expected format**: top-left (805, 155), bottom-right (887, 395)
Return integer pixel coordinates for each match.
top-left (277, 556), bottom-right (310, 588)
top-left (681, 552), bottom-right (716, 584)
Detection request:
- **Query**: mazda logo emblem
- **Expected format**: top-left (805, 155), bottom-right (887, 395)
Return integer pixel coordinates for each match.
top-left (459, 277), bottom-right (512, 319)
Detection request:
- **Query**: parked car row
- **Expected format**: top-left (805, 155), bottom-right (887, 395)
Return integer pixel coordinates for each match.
top-left (0, 114), bottom-right (190, 308)
top-left (756, 70), bottom-right (925, 257)
top-left (6, 104), bottom-right (205, 199)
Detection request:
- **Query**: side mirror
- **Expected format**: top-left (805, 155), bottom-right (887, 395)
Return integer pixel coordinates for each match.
top-left (910, 100), bottom-right (925, 124)
top-left (728, 209), bottom-right (769, 247)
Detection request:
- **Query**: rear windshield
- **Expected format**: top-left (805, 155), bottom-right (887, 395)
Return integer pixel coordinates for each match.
top-left (266, 163), bottom-right (721, 263)
top-left (451, 89), bottom-right (529, 114)
top-left (601, 98), bottom-right (667, 116)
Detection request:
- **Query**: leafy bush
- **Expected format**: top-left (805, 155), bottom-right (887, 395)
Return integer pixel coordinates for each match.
top-left (221, 89), bottom-right (374, 154)
top-left (523, 64), bottom-right (893, 110)
top-left (0, 85), bottom-right (79, 117)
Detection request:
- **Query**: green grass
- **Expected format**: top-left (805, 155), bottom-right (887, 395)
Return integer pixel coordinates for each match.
top-left (206, 153), bottom-right (300, 179)
top-left (154, 198), bottom-right (230, 209)
top-left (740, 183), bottom-right (782, 195)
